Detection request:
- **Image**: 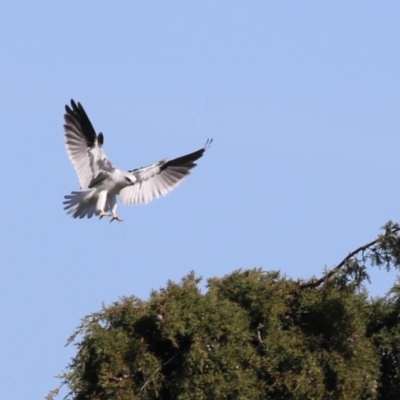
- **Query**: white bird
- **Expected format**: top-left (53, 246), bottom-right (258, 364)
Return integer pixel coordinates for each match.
top-left (63, 100), bottom-right (212, 222)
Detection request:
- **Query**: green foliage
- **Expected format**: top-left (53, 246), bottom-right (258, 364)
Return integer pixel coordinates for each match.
top-left (50, 222), bottom-right (400, 400)
top-left (367, 282), bottom-right (400, 399)
top-left (211, 271), bottom-right (378, 399)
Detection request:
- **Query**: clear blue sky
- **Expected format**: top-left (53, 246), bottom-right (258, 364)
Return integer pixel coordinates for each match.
top-left (1, 2), bottom-right (400, 399)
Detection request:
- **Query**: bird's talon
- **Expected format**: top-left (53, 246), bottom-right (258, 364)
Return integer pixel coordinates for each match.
top-left (99, 210), bottom-right (110, 219)
top-left (110, 216), bottom-right (123, 223)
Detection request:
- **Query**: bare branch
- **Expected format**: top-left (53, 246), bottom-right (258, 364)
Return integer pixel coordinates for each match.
top-left (139, 353), bottom-right (178, 394)
top-left (299, 238), bottom-right (380, 289)
top-left (45, 383), bottom-right (65, 400)
top-left (257, 323), bottom-right (264, 343)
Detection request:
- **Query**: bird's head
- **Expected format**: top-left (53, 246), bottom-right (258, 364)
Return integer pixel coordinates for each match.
top-left (123, 173), bottom-right (136, 186)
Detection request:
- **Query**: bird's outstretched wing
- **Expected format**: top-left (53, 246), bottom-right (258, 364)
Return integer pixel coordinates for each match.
top-left (119, 139), bottom-right (213, 205)
top-left (64, 100), bottom-right (115, 189)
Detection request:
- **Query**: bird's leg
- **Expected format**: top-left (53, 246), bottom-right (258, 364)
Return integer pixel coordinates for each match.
top-left (109, 195), bottom-right (123, 223)
top-left (97, 191), bottom-right (110, 220)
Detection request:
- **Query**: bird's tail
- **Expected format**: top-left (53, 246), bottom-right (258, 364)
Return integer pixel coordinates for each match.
top-left (63, 189), bottom-right (98, 219)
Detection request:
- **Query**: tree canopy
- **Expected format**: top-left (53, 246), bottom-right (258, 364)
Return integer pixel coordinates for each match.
top-left (49, 222), bottom-right (400, 400)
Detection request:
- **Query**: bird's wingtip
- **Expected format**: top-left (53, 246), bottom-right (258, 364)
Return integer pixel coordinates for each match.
top-left (204, 138), bottom-right (213, 149)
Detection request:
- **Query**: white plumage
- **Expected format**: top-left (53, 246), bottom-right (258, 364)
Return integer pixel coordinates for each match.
top-left (63, 100), bottom-right (212, 222)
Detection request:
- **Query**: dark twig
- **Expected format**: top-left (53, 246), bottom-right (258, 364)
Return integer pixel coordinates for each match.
top-left (299, 238), bottom-right (380, 289)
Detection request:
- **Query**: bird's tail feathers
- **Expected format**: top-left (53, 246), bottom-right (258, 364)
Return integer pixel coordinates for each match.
top-left (63, 189), bottom-right (98, 219)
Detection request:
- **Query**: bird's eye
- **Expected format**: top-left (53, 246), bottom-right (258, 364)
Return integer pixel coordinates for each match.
top-left (125, 177), bottom-right (132, 183)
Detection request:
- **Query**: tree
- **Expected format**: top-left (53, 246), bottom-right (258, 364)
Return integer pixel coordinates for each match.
top-left (48, 222), bottom-right (400, 400)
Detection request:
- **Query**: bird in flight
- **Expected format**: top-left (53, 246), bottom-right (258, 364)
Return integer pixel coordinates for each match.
top-left (63, 100), bottom-right (212, 222)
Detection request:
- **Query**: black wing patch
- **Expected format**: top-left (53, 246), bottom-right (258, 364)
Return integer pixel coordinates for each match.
top-left (129, 139), bottom-right (213, 174)
top-left (64, 100), bottom-right (102, 148)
